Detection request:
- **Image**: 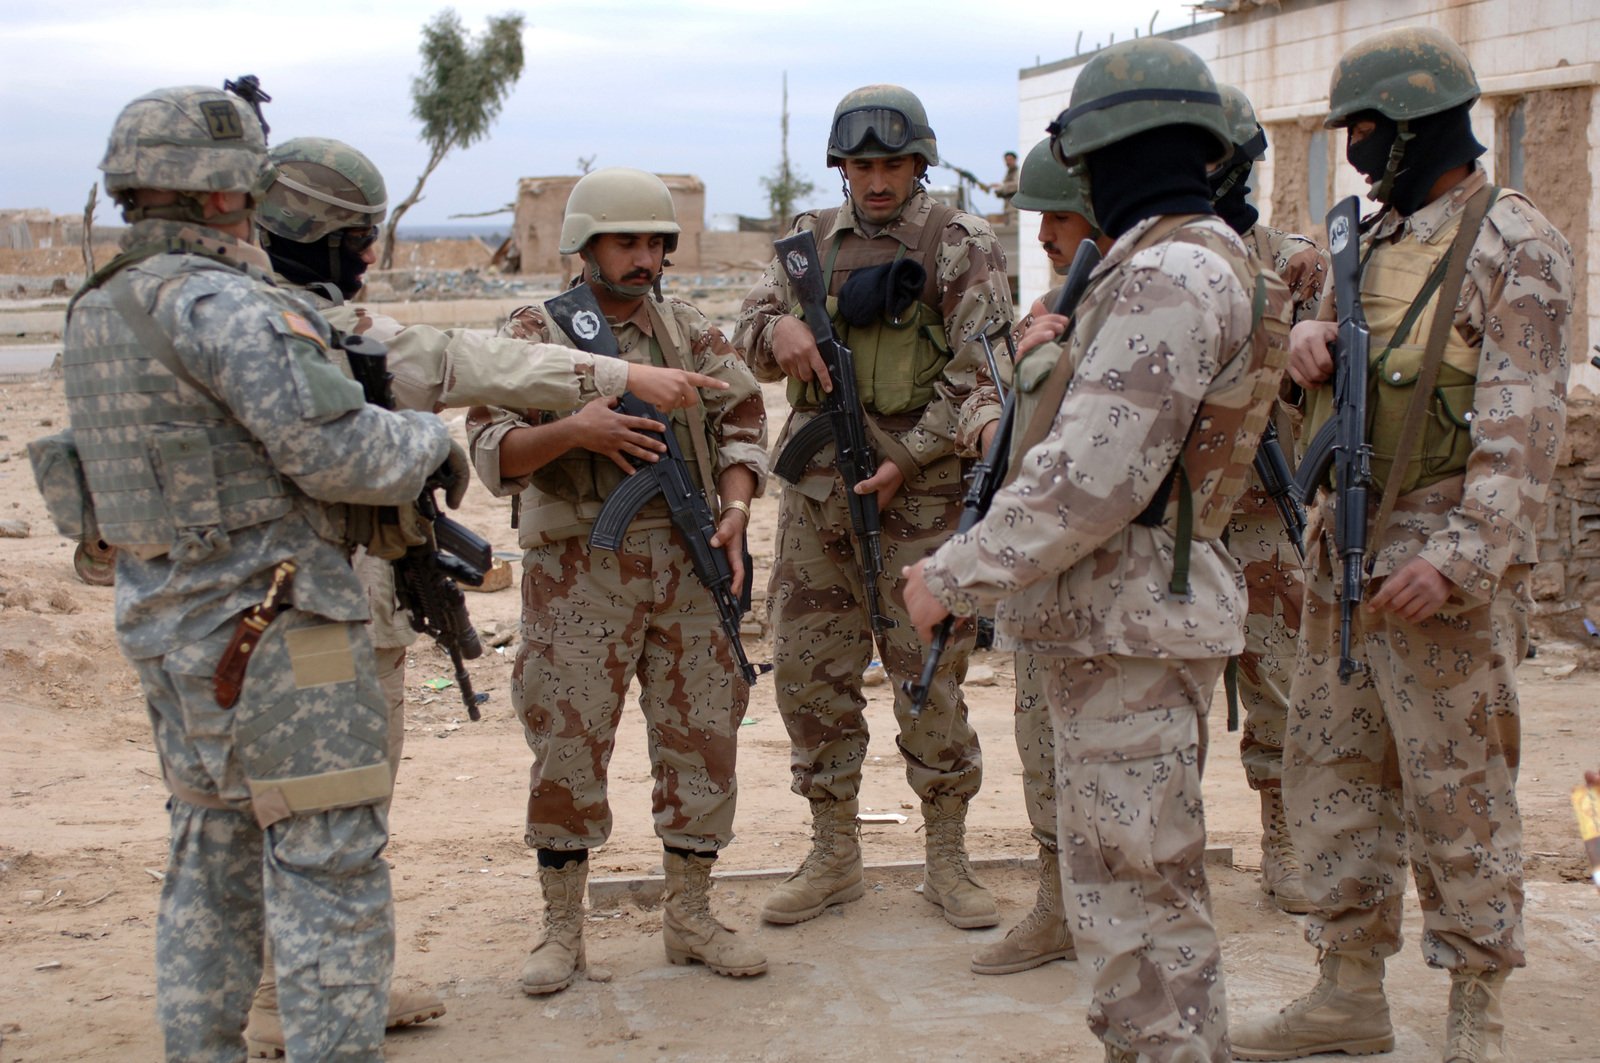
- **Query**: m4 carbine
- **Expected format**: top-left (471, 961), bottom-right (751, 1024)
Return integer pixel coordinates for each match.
top-left (542, 285), bottom-right (767, 686)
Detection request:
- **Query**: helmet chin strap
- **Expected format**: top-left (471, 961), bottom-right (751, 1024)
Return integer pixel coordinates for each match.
top-left (582, 248), bottom-right (656, 301)
top-left (1371, 121), bottom-right (1414, 204)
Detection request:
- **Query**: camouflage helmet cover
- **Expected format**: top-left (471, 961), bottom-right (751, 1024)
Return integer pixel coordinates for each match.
top-left (1325, 26), bottom-right (1480, 128)
top-left (559, 167), bottom-right (681, 256)
top-left (1217, 83), bottom-right (1268, 160)
top-left (1010, 137), bottom-right (1095, 222)
top-left (100, 85), bottom-right (267, 197)
top-left (258, 137), bottom-right (388, 243)
top-left (1048, 39), bottom-right (1232, 165)
top-left (826, 84), bottom-right (939, 168)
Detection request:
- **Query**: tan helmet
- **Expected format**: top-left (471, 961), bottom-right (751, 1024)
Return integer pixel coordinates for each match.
top-left (100, 85), bottom-right (268, 200)
top-left (558, 167), bottom-right (680, 255)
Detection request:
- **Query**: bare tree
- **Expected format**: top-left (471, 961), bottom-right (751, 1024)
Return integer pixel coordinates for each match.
top-left (380, 8), bottom-right (527, 269)
top-left (759, 73), bottom-right (814, 228)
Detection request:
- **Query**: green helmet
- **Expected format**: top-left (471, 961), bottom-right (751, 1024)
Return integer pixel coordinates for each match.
top-left (1217, 83), bottom-right (1267, 160)
top-left (1048, 39), bottom-right (1232, 165)
top-left (1325, 26), bottom-right (1479, 129)
top-left (258, 137), bottom-right (387, 244)
top-left (826, 84), bottom-right (938, 168)
top-left (1010, 138), bottom-right (1095, 224)
top-left (99, 85), bottom-right (267, 199)
top-left (558, 167), bottom-right (680, 255)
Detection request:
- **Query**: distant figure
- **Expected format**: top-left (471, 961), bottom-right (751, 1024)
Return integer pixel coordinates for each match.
top-left (987, 150), bottom-right (1019, 217)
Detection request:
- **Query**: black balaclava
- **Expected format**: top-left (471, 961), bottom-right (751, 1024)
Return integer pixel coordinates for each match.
top-left (265, 234), bottom-right (369, 300)
top-left (1086, 125), bottom-right (1217, 239)
top-left (1208, 158), bottom-right (1259, 235)
top-left (1346, 102), bottom-right (1485, 216)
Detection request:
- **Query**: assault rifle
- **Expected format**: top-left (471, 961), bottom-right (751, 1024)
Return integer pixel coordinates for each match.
top-left (903, 238), bottom-right (1103, 716)
top-left (343, 333), bottom-right (492, 720)
top-left (1292, 196), bottom-right (1372, 683)
top-left (1253, 419), bottom-right (1306, 563)
top-left (771, 229), bottom-right (896, 643)
top-left (542, 285), bottom-right (768, 686)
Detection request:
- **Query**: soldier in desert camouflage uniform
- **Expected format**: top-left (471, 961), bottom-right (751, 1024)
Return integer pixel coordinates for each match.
top-left (733, 84), bottom-right (1013, 931)
top-left (905, 40), bottom-right (1290, 1062)
top-left (28, 86), bottom-right (458, 1062)
top-left (1232, 28), bottom-right (1572, 1063)
top-left (1208, 84), bottom-right (1329, 915)
top-left (468, 167), bottom-right (768, 994)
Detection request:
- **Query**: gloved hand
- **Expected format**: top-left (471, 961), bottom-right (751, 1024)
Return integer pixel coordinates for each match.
top-left (427, 440), bottom-right (471, 509)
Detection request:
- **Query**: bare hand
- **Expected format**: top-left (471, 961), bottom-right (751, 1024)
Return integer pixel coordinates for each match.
top-left (626, 363), bottom-right (727, 411)
top-left (855, 458), bottom-right (905, 511)
top-left (708, 508), bottom-right (748, 591)
top-left (1289, 320), bottom-right (1338, 388)
top-left (1017, 313), bottom-right (1069, 359)
top-left (979, 420), bottom-right (999, 455)
top-left (900, 559), bottom-right (950, 644)
top-left (568, 397), bottom-right (667, 473)
top-left (772, 316), bottom-right (832, 392)
top-left (1367, 557), bottom-right (1453, 622)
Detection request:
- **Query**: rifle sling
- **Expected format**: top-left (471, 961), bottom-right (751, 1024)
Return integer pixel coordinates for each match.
top-left (644, 299), bottom-right (720, 512)
top-left (1366, 184), bottom-right (1496, 561)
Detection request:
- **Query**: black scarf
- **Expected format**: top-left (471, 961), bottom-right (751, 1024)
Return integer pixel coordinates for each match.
top-left (1346, 103), bottom-right (1485, 216)
top-left (265, 235), bottom-right (370, 300)
top-left (1209, 162), bottom-right (1259, 235)
top-left (1087, 125), bottom-right (1218, 238)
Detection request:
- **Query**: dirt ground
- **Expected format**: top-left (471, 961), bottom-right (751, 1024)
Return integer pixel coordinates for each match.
top-left (1, 307), bottom-right (1598, 1061)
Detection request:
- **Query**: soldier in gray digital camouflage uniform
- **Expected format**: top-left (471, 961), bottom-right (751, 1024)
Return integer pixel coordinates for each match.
top-left (1231, 28), bottom-right (1572, 1063)
top-left (734, 84), bottom-right (1013, 933)
top-left (1209, 83), bottom-right (1328, 916)
top-left (28, 86), bottom-right (460, 1062)
top-left (905, 40), bottom-right (1291, 1062)
top-left (469, 167), bottom-right (769, 994)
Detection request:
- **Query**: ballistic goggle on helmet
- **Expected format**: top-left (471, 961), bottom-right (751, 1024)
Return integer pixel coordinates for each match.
top-left (826, 84), bottom-right (938, 167)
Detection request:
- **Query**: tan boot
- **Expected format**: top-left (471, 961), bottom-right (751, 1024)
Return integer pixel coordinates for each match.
top-left (921, 797), bottom-right (999, 929)
top-left (520, 857), bottom-right (587, 996)
top-left (1103, 1044), bottom-right (1138, 1063)
top-left (661, 851), bottom-right (768, 977)
top-left (1231, 953), bottom-right (1394, 1060)
top-left (971, 841), bottom-right (1076, 973)
top-left (1261, 787), bottom-right (1312, 914)
top-left (384, 986), bottom-right (446, 1028)
top-left (761, 799), bottom-right (864, 925)
top-left (246, 978), bottom-right (444, 1057)
top-left (1444, 970), bottom-right (1509, 1062)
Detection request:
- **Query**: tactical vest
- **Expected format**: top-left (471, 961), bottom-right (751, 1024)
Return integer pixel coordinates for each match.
top-left (1304, 197), bottom-right (1497, 496)
top-left (518, 298), bottom-right (717, 546)
top-left (786, 202), bottom-right (958, 416)
top-left (56, 249), bottom-right (296, 562)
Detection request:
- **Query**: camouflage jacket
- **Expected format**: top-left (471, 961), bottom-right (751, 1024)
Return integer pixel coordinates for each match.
top-left (1318, 165), bottom-right (1572, 602)
top-left (64, 221), bottom-right (448, 660)
top-left (921, 215), bottom-right (1274, 658)
top-left (733, 191), bottom-right (1012, 496)
top-left (1247, 223), bottom-right (1326, 325)
top-left (471, 287), bottom-right (768, 546)
top-left (292, 286), bottom-right (630, 414)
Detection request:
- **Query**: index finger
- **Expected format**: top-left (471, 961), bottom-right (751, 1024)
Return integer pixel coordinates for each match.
top-left (682, 371), bottom-right (728, 391)
top-left (812, 350), bottom-right (833, 393)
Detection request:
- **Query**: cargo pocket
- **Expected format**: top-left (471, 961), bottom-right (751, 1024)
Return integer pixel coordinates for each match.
top-left (1423, 363), bottom-right (1477, 484)
top-left (27, 430), bottom-right (101, 542)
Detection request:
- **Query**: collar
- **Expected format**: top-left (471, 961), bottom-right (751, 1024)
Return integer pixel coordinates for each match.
top-left (1369, 163), bottom-right (1488, 245)
top-left (826, 190), bottom-right (935, 249)
top-left (121, 220), bottom-right (274, 272)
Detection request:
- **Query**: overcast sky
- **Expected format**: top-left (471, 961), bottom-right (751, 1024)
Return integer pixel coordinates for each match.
top-left (2, 1), bottom-right (1216, 230)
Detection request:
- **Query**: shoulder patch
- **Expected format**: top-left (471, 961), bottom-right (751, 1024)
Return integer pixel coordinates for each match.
top-left (281, 311), bottom-right (324, 346)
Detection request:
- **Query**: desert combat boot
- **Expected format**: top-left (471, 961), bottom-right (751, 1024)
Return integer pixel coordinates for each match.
top-left (971, 841), bottom-right (1075, 973)
top-left (1444, 970), bottom-right (1509, 1062)
top-left (761, 799), bottom-right (864, 924)
top-left (661, 851), bottom-right (768, 977)
top-left (1231, 953), bottom-right (1394, 1060)
top-left (1260, 787), bottom-right (1312, 913)
top-left (921, 797), bottom-right (999, 929)
top-left (521, 857), bottom-right (588, 996)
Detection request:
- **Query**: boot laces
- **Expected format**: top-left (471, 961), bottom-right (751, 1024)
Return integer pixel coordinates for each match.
top-left (1447, 976), bottom-right (1488, 1061)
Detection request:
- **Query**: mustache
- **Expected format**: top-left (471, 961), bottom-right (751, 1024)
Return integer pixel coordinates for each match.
top-left (622, 269), bottom-right (654, 283)
top-left (1041, 241), bottom-right (1061, 255)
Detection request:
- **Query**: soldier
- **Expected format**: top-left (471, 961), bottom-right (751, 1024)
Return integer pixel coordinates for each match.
top-left (904, 39), bottom-right (1290, 1061)
top-left (963, 136), bottom-right (1112, 977)
top-left (1232, 28), bottom-right (1572, 1063)
top-left (733, 84), bottom-right (1013, 931)
top-left (986, 150), bottom-right (1020, 217)
top-left (30, 86), bottom-right (458, 1060)
top-left (1208, 83), bottom-right (1328, 915)
top-left (467, 167), bottom-right (769, 994)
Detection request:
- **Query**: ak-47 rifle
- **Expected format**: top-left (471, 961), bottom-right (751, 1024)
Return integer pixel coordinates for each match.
top-left (903, 238), bottom-right (1103, 716)
top-left (1253, 419), bottom-right (1306, 563)
top-left (771, 229), bottom-right (896, 643)
top-left (343, 332), bottom-right (493, 720)
top-left (939, 161), bottom-right (985, 188)
top-left (1292, 195), bottom-right (1372, 683)
top-left (542, 285), bottom-right (767, 686)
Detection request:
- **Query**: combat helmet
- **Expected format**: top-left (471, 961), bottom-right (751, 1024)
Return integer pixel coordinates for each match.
top-left (558, 167), bottom-right (680, 256)
top-left (1048, 39), bottom-right (1231, 166)
top-left (258, 137), bottom-right (387, 244)
top-left (826, 85), bottom-right (939, 168)
top-left (99, 86), bottom-right (268, 220)
top-left (1325, 26), bottom-right (1479, 129)
top-left (1211, 83), bottom-right (1268, 200)
top-left (1010, 138), bottom-right (1095, 226)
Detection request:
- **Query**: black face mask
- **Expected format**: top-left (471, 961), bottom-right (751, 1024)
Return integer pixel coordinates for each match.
top-left (1346, 104), bottom-right (1484, 216)
top-left (1086, 125), bottom-right (1217, 239)
top-left (1208, 161), bottom-right (1259, 235)
top-left (264, 234), bottom-right (370, 300)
